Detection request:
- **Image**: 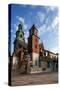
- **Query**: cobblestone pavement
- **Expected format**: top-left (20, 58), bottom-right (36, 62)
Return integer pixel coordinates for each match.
top-left (11, 72), bottom-right (58, 86)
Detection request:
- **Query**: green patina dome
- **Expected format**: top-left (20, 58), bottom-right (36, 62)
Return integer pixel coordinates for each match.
top-left (16, 23), bottom-right (25, 42)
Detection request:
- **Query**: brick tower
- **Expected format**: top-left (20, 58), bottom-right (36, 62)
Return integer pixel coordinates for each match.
top-left (28, 25), bottom-right (40, 67)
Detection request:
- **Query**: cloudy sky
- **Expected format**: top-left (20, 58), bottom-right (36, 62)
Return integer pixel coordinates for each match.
top-left (10, 4), bottom-right (58, 54)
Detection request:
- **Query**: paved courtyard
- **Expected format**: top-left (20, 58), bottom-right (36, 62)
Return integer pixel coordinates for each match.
top-left (11, 72), bottom-right (58, 86)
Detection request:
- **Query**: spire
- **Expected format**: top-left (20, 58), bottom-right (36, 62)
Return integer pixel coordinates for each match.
top-left (31, 24), bottom-right (35, 30)
top-left (16, 22), bottom-right (25, 42)
top-left (30, 24), bottom-right (38, 31)
top-left (18, 21), bottom-right (23, 31)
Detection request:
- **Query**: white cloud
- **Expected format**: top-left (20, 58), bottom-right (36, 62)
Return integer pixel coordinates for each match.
top-left (36, 12), bottom-right (45, 23)
top-left (47, 16), bottom-right (58, 33)
top-left (16, 16), bottom-right (25, 24)
top-left (49, 7), bottom-right (57, 11)
top-left (37, 15), bottom-right (58, 36)
top-left (51, 16), bottom-right (58, 29)
top-left (24, 31), bottom-right (29, 43)
top-left (45, 6), bottom-right (57, 13)
top-left (14, 23), bottom-right (18, 30)
top-left (24, 24), bottom-right (28, 30)
top-left (37, 24), bottom-right (46, 36)
top-left (16, 16), bottom-right (28, 30)
top-left (50, 46), bottom-right (58, 53)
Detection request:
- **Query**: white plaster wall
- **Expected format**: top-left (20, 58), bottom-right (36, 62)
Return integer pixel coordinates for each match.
top-left (32, 53), bottom-right (39, 66)
top-left (49, 53), bottom-right (56, 58)
top-left (12, 56), bottom-right (18, 65)
top-left (46, 52), bottom-right (48, 56)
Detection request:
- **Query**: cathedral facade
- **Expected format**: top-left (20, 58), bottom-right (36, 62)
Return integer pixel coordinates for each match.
top-left (12, 23), bottom-right (58, 73)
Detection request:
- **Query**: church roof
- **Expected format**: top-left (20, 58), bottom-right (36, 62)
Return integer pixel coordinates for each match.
top-left (18, 40), bottom-right (27, 49)
top-left (14, 39), bottom-right (27, 49)
top-left (16, 29), bottom-right (24, 35)
top-left (44, 49), bottom-right (57, 55)
top-left (16, 23), bottom-right (24, 35)
top-left (29, 24), bottom-right (38, 31)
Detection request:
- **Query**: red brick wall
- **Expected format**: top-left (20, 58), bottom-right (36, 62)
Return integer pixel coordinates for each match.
top-left (32, 35), bottom-right (39, 53)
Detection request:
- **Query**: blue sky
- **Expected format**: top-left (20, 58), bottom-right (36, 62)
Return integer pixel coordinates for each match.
top-left (10, 4), bottom-right (58, 54)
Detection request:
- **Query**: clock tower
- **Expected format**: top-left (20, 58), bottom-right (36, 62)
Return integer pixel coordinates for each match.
top-left (16, 23), bottom-right (25, 42)
top-left (14, 23), bottom-right (25, 53)
top-left (28, 25), bottom-right (39, 66)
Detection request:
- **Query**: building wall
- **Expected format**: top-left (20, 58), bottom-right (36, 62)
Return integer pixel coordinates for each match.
top-left (12, 55), bottom-right (18, 65)
top-left (32, 35), bottom-right (39, 53)
top-left (41, 61), bottom-right (47, 69)
top-left (32, 53), bottom-right (39, 66)
top-left (49, 53), bottom-right (56, 58)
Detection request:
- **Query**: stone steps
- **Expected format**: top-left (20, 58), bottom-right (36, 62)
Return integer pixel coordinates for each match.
top-left (31, 67), bottom-right (42, 73)
top-left (30, 67), bottom-right (52, 73)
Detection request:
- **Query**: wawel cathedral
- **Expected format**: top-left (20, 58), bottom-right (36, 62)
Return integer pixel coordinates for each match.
top-left (12, 23), bottom-right (58, 74)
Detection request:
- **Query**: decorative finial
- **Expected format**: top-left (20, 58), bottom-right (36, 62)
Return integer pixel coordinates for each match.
top-left (18, 21), bottom-right (23, 30)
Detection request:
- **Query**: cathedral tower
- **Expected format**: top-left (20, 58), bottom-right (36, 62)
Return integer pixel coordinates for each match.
top-left (14, 23), bottom-right (25, 53)
top-left (28, 25), bottom-right (40, 66)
